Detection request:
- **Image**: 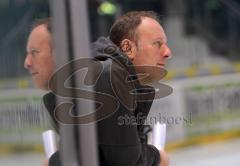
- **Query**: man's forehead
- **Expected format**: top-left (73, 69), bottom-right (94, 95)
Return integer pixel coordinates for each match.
top-left (137, 17), bottom-right (167, 42)
top-left (30, 24), bottom-right (49, 36)
top-left (27, 25), bottom-right (50, 47)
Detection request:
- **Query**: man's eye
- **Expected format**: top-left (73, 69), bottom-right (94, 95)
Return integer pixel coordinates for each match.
top-left (153, 41), bottom-right (162, 48)
top-left (30, 50), bottom-right (39, 56)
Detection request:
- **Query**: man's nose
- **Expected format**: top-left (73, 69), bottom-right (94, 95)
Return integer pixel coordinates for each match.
top-left (24, 54), bottom-right (32, 69)
top-left (162, 44), bottom-right (172, 59)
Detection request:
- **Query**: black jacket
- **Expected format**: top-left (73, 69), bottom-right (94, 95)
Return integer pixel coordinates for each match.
top-left (43, 37), bottom-right (160, 166)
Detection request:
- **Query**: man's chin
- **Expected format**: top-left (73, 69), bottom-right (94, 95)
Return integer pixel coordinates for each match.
top-left (157, 64), bottom-right (165, 68)
top-left (134, 65), bottom-right (168, 85)
top-left (33, 80), bottom-right (48, 91)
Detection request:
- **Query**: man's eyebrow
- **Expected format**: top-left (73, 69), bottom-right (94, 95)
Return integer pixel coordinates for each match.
top-left (26, 48), bottom-right (40, 53)
top-left (30, 48), bottom-right (39, 51)
top-left (152, 39), bottom-right (165, 45)
top-left (153, 37), bottom-right (167, 43)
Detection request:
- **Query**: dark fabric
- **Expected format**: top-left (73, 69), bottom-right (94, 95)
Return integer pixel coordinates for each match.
top-left (42, 92), bottom-right (59, 133)
top-left (141, 144), bottom-right (160, 165)
top-left (49, 151), bottom-right (62, 166)
top-left (43, 37), bottom-right (160, 166)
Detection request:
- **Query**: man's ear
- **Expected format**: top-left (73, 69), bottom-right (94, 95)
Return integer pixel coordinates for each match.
top-left (120, 39), bottom-right (136, 60)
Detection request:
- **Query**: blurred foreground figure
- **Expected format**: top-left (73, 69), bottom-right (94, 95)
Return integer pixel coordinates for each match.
top-left (24, 11), bottom-right (171, 166)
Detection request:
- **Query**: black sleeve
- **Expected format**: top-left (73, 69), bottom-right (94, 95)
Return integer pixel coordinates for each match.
top-left (48, 145), bottom-right (160, 166)
top-left (42, 92), bottom-right (59, 133)
top-left (141, 144), bottom-right (160, 166)
top-left (49, 151), bottom-right (62, 166)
